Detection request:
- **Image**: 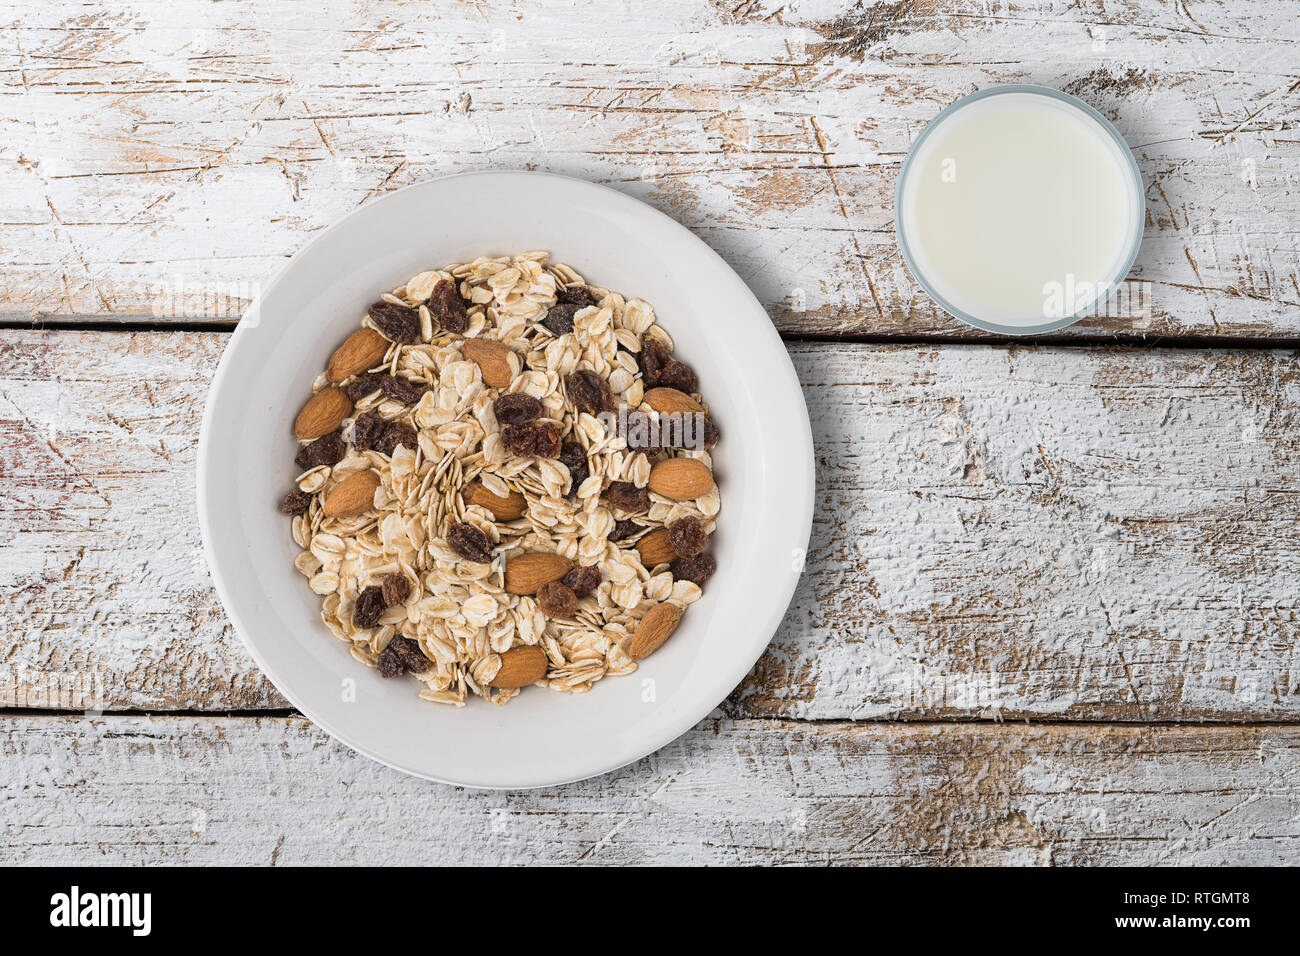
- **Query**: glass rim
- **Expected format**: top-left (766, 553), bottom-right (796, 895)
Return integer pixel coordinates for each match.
top-left (893, 84), bottom-right (1146, 336)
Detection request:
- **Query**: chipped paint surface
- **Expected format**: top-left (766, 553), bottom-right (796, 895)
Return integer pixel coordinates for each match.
top-left (1, 0), bottom-right (1298, 337)
top-left (3, 331), bottom-right (1297, 720)
top-left (4, 716), bottom-right (1297, 864)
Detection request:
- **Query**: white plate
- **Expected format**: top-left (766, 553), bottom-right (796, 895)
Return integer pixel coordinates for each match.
top-left (197, 171), bottom-right (814, 788)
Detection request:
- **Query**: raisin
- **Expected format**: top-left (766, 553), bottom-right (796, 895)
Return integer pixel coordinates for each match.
top-left (379, 375), bottom-right (429, 405)
top-left (562, 564), bottom-right (601, 598)
top-left (638, 337), bottom-right (697, 392)
top-left (542, 302), bottom-right (580, 336)
top-left (447, 522), bottom-right (493, 563)
top-left (660, 412), bottom-right (717, 452)
top-left (558, 442), bottom-right (589, 492)
top-left (611, 518), bottom-right (642, 541)
top-left (559, 285), bottom-right (599, 309)
top-left (537, 581), bottom-right (578, 619)
top-left (280, 488), bottom-right (312, 515)
top-left (428, 278), bottom-right (469, 334)
top-left (351, 411), bottom-right (387, 452)
top-left (347, 374), bottom-right (427, 405)
top-left (656, 359), bottom-right (698, 394)
top-left (566, 368), bottom-right (614, 416)
top-left (494, 393), bottom-right (542, 425)
top-left (354, 412), bottom-right (415, 456)
top-left (354, 586), bottom-right (387, 629)
top-left (619, 410), bottom-right (662, 457)
top-left (541, 285), bottom-right (599, 335)
top-left (667, 516), bottom-right (708, 558)
top-left (377, 643), bottom-right (406, 678)
top-left (390, 636), bottom-right (433, 674)
top-left (378, 421), bottom-right (417, 456)
top-left (381, 572), bottom-right (410, 606)
top-left (346, 373), bottom-right (387, 402)
top-left (638, 337), bottom-right (672, 384)
top-left (699, 415), bottom-right (719, 450)
top-left (671, 552), bottom-right (717, 587)
top-left (294, 430), bottom-right (345, 470)
top-left (368, 301), bottom-right (421, 345)
top-left (607, 481), bottom-right (650, 514)
top-left (531, 421), bottom-right (562, 458)
top-left (502, 420), bottom-right (561, 459)
top-left (502, 423), bottom-right (538, 457)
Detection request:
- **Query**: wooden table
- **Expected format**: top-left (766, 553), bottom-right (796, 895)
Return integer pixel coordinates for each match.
top-left (4, 0), bottom-right (1299, 865)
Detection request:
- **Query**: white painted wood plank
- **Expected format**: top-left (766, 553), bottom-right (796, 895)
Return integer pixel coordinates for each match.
top-left (4, 715), bottom-right (1297, 864)
top-left (1, 0), bottom-right (1297, 337)
top-left (3, 330), bottom-right (1298, 718)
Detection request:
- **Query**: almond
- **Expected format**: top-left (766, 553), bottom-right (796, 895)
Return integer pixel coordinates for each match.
top-left (322, 470), bottom-right (380, 518)
top-left (489, 645), bottom-right (549, 688)
top-left (327, 328), bottom-right (389, 382)
top-left (295, 387), bottom-right (353, 440)
top-left (635, 528), bottom-right (677, 567)
top-left (462, 338), bottom-right (515, 389)
top-left (624, 602), bottom-right (682, 661)
top-left (644, 387), bottom-right (704, 414)
top-left (504, 552), bottom-right (573, 595)
top-left (464, 480), bottom-right (527, 521)
top-left (647, 457), bottom-right (714, 501)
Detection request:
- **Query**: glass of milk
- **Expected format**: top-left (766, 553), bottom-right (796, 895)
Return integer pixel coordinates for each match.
top-left (895, 85), bottom-right (1144, 334)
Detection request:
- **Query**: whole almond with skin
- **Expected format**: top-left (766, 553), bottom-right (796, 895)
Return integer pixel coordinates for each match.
top-left (624, 602), bottom-right (682, 661)
top-left (461, 338), bottom-right (514, 389)
top-left (464, 480), bottom-right (527, 521)
top-left (635, 528), bottom-right (677, 567)
top-left (504, 552), bottom-right (573, 594)
top-left (295, 387), bottom-right (353, 440)
top-left (327, 328), bottom-right (389, 382)
top-left (322, 470), bottom-right (380, 518)
top-left (644, 387), bottom-right (704, 414)
top-left (489, 645), bottom-right (549, 688)
top-left (647, 457), bottom-right (714, 501)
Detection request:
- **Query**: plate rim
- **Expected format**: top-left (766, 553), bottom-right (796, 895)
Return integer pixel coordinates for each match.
top-left (197, 169), bottom-right (815, 788)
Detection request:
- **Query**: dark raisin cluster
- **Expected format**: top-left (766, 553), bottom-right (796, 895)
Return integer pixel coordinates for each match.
top-left (353, 571), bottom-right (413, 632)
top-left (638, 337), bottom-right (697, 393)
top-left (542, 285), bottom-right (599, 336)
top-left (377, 636), bottom-right (434, 678)
top-left (352, 411), bottom-right (417, 457)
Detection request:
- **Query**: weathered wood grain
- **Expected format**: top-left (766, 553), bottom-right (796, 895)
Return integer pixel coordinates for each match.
top-left (1, 0), bottom-right (1297, 339)
top-left (4, 715), bottom-right (1297, 864)
top-left (3, 330), bottom-right (1298, 719)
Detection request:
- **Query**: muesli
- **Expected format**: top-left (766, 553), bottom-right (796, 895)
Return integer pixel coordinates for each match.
top-left (280, 252), bottom-right (720, 706)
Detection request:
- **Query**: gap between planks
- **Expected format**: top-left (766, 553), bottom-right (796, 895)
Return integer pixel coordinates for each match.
top-left (5, 314), bottom-right (1300, 351)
